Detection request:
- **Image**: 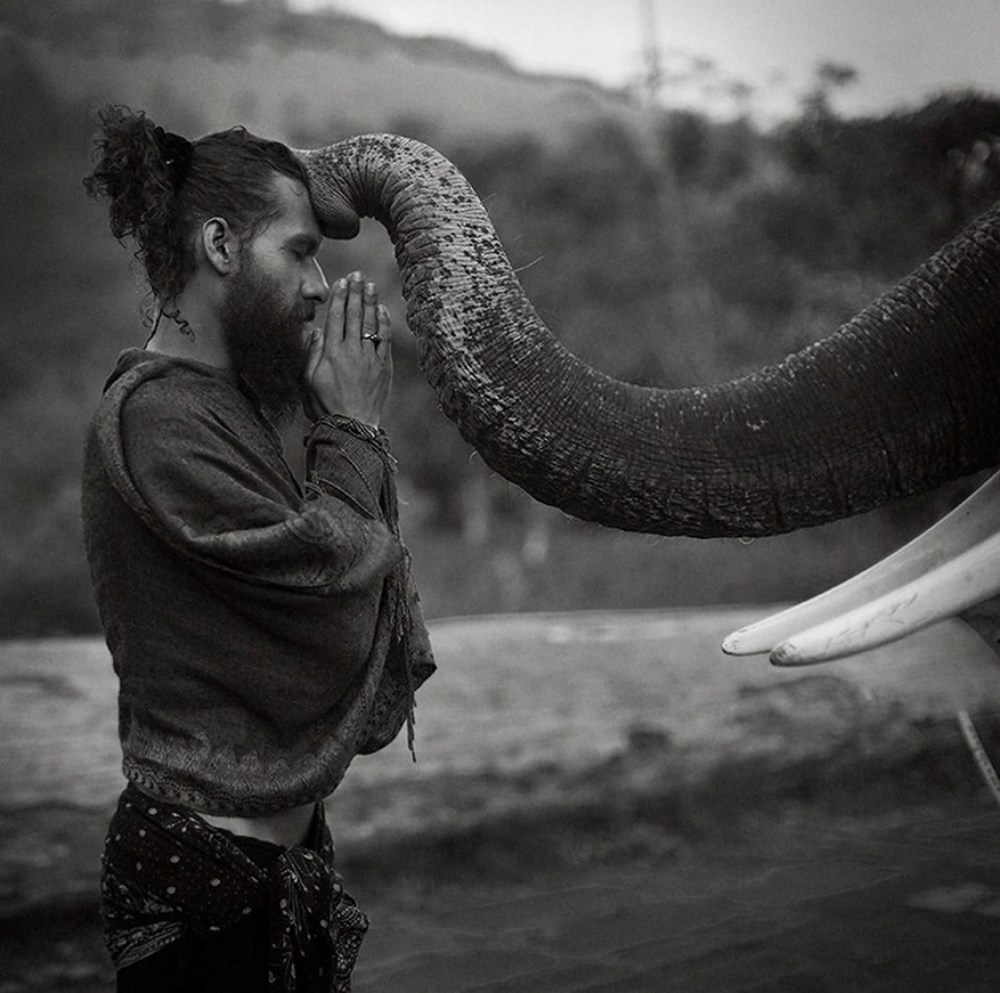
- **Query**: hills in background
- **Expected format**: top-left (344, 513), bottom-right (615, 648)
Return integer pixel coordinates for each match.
top-left (3, 0), bottom-right (1000, 636)
top-left (4, 0), bottom-right (647, 146)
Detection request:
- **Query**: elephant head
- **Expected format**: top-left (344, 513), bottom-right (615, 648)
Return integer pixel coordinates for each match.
top-left (296, 134), bottom-right (1000, 663)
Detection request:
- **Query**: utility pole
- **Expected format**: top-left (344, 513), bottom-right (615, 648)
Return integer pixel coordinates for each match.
top-left (634, 0), bottom-right (709, 385)
top-left (639, 0), bottom-right (664, 107)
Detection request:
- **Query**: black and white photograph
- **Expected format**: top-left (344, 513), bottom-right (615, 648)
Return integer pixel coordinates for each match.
top-left (2, 1), bottom-right (1000, 990)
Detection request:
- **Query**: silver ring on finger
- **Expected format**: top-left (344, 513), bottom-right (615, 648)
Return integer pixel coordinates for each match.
top-left (361, 332), bottom-right (382, 344)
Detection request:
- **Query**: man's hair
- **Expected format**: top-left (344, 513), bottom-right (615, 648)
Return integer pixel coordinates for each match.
top-left (83, 105), bottom-right (309, 306)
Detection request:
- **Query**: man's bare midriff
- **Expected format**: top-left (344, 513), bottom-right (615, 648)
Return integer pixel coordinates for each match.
top-left (198, 803), bottom-right (316, 848)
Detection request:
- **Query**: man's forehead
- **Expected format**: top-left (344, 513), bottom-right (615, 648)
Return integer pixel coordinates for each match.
top-left (267, 174), bottom-right (323, 242)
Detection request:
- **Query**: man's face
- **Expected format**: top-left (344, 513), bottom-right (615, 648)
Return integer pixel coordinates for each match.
top-left (221, 175), bottom-right (328, 424)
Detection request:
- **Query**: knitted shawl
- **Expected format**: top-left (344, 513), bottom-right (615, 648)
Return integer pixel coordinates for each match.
top-left (82, 349), bottom-right (435, 815)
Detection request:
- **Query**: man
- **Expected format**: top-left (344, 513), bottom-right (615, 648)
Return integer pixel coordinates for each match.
top-left (81, 105), bottom-right (434, 992)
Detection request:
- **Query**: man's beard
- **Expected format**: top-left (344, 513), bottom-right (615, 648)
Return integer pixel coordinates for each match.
top-left (221, 254), bottom-right (312, 426)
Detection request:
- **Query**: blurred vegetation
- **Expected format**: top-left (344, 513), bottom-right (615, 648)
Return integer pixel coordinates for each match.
top-left (2, 0), bottom-right (1000, 636)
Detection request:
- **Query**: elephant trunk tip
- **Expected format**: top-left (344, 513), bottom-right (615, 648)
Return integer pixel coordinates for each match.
top-left (294, 147), bottom-right (362, 240)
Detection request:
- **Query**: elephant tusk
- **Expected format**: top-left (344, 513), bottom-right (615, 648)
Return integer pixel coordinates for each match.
top-left (722, 468), bottom-right (1000, 656)
top-left (767, 526), bottom-right (1000, 665)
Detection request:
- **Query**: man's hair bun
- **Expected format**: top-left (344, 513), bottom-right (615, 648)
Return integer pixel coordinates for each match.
top-left (83, 104), bottom-right (180, 245)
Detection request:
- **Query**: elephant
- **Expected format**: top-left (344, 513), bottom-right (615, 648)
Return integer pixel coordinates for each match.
top-left (294, 133), bottom-right (1000, 666)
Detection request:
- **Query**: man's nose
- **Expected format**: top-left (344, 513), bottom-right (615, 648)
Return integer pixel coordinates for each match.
top-left (304, 260), bottom-right (330, 303)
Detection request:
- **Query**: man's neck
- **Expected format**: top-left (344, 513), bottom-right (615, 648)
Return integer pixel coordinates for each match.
top-left (146, 289), bottom-right (230, 369)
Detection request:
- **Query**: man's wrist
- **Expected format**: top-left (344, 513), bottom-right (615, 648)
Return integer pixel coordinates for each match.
top-left (305, 413), bottom-right (390, 452)
top-left (305, 401), bottom-right (380, 429)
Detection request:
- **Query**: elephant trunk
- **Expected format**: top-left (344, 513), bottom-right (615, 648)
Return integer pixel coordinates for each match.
top-left (298, 134), bottom-right (1000, 539)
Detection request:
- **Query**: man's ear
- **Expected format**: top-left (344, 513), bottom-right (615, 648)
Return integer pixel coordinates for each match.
top-left (201, 217), bottom-right (238, 276)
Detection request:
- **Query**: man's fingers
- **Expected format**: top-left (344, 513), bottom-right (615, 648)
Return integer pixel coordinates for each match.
top-left (377, 304), bottom-right (392, 363)
top-left (306, 272), bottom-right (392, 424)
top-left (303, 325), bottom-right (324, 383)
top-left (361, 281), bottom-right (379, 343)
top-left (345, 270), bottom-right (364, 341)
top-left (324, 277), bottom-right (348, 342)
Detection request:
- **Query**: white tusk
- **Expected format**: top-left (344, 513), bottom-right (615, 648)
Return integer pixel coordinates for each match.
top-left (769, 527), bottom-right (1000, 665)
top-left (722, 468), bottom-right (1000, 656)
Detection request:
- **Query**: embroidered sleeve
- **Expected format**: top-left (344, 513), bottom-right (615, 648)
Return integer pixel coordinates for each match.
top-left (304, 415), bottom-right (397, 525)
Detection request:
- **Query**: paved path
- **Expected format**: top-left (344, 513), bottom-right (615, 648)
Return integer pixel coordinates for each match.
top-left (352, 799), bottom-right (1000, 993)
top-left (4, 797), bottom-right (999, 992)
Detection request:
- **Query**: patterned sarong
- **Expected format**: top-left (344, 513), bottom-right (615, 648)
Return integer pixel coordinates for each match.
top-left (101, 784), bottom-right (369, 992)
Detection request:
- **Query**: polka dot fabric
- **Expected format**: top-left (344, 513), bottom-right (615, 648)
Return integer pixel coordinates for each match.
top-left (102, 785), bottom-right (369, 991)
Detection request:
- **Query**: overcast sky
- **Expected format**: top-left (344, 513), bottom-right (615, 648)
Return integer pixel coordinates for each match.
top-left (288, 0), bottom-right (1000, 120)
